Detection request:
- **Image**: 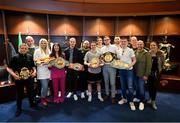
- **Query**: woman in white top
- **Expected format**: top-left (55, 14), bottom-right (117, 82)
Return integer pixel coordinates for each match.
top-left (34, 38), bottom-right (51, 106)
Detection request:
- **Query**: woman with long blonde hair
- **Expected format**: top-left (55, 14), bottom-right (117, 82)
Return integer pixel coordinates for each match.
top-left (34, 38), bottom-right (51, 106)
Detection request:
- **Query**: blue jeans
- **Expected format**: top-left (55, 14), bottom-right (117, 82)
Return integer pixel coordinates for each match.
top-left (102, 64), bottom-right (116, 98)
top-left (39, 79), bottom-right (49, 98)
top-left (133, 69), bottom-right (139, 97)
top-left (134, 76), bottom-right (145, 102)
top-left (119, 69), bottom-right (134, 102)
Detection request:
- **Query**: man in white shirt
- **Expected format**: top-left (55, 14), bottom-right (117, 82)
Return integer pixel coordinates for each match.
top-left (117, 37), bottom-right (136, 111)
top-left (101, 36), bottom-right (118, 104)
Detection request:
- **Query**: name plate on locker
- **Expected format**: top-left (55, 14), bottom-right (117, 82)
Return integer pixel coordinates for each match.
top-left (90, 57), bottom-right (100, 68)
top-left (110, 60), bottom-right (129, 69)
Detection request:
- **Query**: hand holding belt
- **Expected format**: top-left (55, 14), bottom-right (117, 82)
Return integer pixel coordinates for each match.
top-left (110, 60), bottom-right (129, 69)
top-left (15, 67), bottom-right (33, 80)
top-left (102, 52), bottom-right (117, 63)
top-left (68, 63), bottom-right (84, 71)
top-left (89, 57), bottom-right (100, 68)
top-left (49, 57), bottom-right (69, 69)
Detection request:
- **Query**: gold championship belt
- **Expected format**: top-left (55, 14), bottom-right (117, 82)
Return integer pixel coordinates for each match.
top-left (36, 56), bottom-right (54, 65)
top-left (110, 60), bottom-right (129, 69)
top-left (103, 52), bottom-right (116, 63)
top-left (50, 57), bottom-right (69, 69)
top-left (15, 67), bottom-right (32, 80)
top-left (90, 57), bottom-right (100, 68)
top-left (69, 63), bottom-right (83, 71)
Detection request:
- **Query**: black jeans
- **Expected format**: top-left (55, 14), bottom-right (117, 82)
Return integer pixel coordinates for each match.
top-left (78, 70), bottom-right (88, 92)
top-left (66, 69), bottom-right (78, 94)
top-left (147, 73), bottom-right (160, 101)
top-left (15, 78), bottom-right (34, 109)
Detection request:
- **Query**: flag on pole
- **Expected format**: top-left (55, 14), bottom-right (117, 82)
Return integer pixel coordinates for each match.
top-left (18, 32), bottom-right (23, 47)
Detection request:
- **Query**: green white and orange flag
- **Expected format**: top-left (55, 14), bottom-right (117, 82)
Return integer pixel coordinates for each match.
top-left (18, 32), bottom-right (23, 47)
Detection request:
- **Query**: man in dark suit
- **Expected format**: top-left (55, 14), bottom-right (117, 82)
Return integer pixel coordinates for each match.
top-left (64, 37), bottom-right (82, 101)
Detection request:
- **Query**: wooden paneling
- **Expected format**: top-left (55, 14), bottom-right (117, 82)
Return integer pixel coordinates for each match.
top-left (66, 17), bottom-right (83, 36)
top-left (85, 17), bottom-right (115, 36)
top-left (50, 15), bottom-right (82, 36)
top-left (60, 0), bottom-right (176, 3)
top-left (131, 17), bottom-right (150, 36)
top-left (0, 0), bottom-right (180, 16)
top-left (153, 16), bottom-right (180, 36)
top-left (50, 16), bottom-right (66, 36)
top-left (153, 17), bottom-right (169, 35)
top-left (117, 17), bottom-right (149, 36)
top-left (0, 13), bottom-right (3, 34)
top-left (167, 17), bottom-right (180, 35)
top-left (99, 18), bottom-right (115, 36)
top-left (117, 18), bottom-right (132, 36)
top-left (6, 12), bottom-right (47, 35)
top-left (84, 17), bottom-right (99, 36)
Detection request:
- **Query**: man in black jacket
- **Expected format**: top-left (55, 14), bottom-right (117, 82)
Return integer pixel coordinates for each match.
top-left (6, 43), bottom-right (36, 117)
top-left (64, 37), bottom-right (82, 101)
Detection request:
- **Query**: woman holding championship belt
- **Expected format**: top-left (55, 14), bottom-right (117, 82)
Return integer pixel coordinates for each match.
top-left (48, 43), bottom-right (66, 103)
top-left (34, 38), bottom-right (51, 106)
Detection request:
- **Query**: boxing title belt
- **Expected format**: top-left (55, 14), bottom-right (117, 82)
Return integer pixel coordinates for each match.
top-left (110, 60), bottom-right (129, 69)
top-left (49, 57), bottom-right (69, 69)
top-left (102, 52), bottom-right (116, 63)
top-left (15, 67), bottom-right (32, 80)
top-left (89, 57), bottom-right (100, 68)
top-left (36, 56), bottom-right (54, 65)
top-left (69, 63), bottom-right (84, 71)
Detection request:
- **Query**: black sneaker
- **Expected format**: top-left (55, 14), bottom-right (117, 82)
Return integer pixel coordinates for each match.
top-left (103, 95), bottom-right (109, 101)
top-left (15, 109), bottom-right (22, 117)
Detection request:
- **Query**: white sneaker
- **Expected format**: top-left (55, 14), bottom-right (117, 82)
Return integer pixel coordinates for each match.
top-left (88, 95), bottom-right (92, 102)
top-left (133, 98), bottom-right (140, 102)
top-left (66, 92), bottom-right (72, 98)
top-left (73, 94), bottom-right (78, 101)
top-left (139, 102), bottom-right (144, 110)
top-left (98, 94), bottom-right (104, 102)
top-left (129, 102), bottom-right (136, 111)
top-left (81, 92), bottom-right (85, 99)
top-left (58, 91), bottom-right (61, 97)
top-left (86, 90), bottom-right (89, 96)
top-left (118, 98), bottom-right (127, 105)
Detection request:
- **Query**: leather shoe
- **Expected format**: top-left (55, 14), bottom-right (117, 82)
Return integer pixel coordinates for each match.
top-left (111, 98), bottom-right (116, 104)
top-left (103, 95), bottom-right (109, 101)
top-left (15, 109), bottom-right (22, 117)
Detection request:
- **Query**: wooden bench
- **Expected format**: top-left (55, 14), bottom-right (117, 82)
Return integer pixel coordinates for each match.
top-left (159, 74), bottom-right (180, 93)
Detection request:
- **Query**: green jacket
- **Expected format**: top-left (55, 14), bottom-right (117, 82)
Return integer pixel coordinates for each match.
top-left (134, 49), bottom-right (152, 77)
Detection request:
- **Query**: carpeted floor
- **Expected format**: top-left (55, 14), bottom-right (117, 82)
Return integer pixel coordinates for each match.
top-left (0, 92), bottom-right (180, 122)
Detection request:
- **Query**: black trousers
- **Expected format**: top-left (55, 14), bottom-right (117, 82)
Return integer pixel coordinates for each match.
top-left (66, 69), bottom-right (78, 94)
top-left (147, 75), bottom-right (159, 101)
top-left (78, 70), bottom-right (88, 92)
top-left (15, 78), bottom-right (34, 109)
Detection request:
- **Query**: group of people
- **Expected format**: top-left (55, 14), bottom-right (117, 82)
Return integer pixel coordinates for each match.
top-left (6, 35), bottom-right (165, 117)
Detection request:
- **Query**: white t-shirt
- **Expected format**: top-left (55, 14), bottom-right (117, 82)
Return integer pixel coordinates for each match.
top-left (118, 47), bottom-right (135, 70)
top-left (34, 49), bottom-right (50, 79)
